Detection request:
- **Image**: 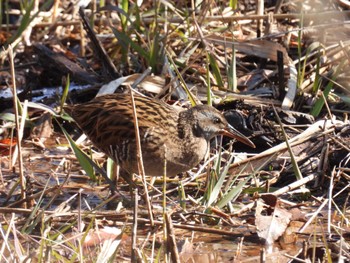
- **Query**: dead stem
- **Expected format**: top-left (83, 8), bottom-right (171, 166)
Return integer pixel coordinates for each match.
top-left (129, 87), bottom-right (154, 226)
top-left (8, 45), bottom-right (26, 207)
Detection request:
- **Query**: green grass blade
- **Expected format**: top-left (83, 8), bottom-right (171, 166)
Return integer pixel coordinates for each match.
top-left (165, 49), bottom-right (197, 106)
top-left (217, 153), bottom-right (278, 208)
top-left (149, 32), bottom-right (164, 74)
top-left (206, 53), bottom-right (212, 106)
top-left (310, 59), bottom-right (346, 117)
top-left (208, 53), bottom-right (224, 88)
top-left (112, 27), bottom-right (150, 60)
top-left (121, 0), bottom-right (129, 31)
top-left (216, 175), bottom-right (252, 209)
top-left (207, 153), bottom-right (235, 207)
top-left (312, 49), bottom-right (322, 94)
top-left (297, 13), bottom-right (304, 88)
top-left (60, 124), bottom-right (95, 180)
top-left (229, 0), bottom-right (238, 9)
top-left (273, 106), bottom-right (303, 180)
top-left (60, 74), bottom-right (70, 114)
top-left (6, 0), bottom-right (54, 46)
top-left (338, 94), bottom-right (350, 106)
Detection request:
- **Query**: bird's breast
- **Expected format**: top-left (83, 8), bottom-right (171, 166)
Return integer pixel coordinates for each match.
top-left (163, 137), bottom-right (209, 175)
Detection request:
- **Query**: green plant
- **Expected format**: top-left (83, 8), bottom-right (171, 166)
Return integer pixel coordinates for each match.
top-left (4, 0), bottom-right (54, 47)
top-left (310, 59), bottom-right (346, 117)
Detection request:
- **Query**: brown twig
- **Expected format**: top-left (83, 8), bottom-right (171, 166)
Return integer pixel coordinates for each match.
top-left (8, 45), bottom-right (26, 207)
top-left (131, 188), bottom-right (138, 262)
top-left (129, 88), bottom-right (154, 226)
top-left (165, 213), bottom-right (180, 263)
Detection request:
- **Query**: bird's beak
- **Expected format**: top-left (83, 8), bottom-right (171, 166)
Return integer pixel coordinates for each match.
top-left (220, 125), bottom-right (256, 148)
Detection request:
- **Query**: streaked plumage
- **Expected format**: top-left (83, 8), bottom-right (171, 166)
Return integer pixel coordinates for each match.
top-left (65, 93), bottom-right (255, 177)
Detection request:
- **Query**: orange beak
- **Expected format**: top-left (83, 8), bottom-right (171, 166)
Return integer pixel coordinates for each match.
top-left (220, 125), bottom-right (255, 148)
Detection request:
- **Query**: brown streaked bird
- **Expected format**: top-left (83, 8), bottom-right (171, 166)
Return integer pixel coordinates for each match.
top-left (65, 93), bottom-right (255, 178)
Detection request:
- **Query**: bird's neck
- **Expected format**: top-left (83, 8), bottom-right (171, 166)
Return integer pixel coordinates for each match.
top-left (178, 110), bottom-right (198, 140)
top-left (175, 110), bottom-right (209, 167)
top-left (179, 109), bottom-right (214, 142)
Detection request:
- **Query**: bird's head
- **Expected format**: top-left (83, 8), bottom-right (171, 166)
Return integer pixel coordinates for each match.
top-left (189, 105), bottom-right (255, 148)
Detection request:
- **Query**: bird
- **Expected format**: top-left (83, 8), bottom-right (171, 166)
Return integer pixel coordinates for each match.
top-left (65, 93), bottom-right (255, 179)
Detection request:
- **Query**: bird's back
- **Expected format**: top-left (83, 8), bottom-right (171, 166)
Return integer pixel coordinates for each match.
top-left (66, 93), bottom-right (185, 176)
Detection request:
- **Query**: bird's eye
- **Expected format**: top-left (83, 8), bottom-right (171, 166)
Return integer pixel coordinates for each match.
top-left (213, 117), bottom-right (221, 124)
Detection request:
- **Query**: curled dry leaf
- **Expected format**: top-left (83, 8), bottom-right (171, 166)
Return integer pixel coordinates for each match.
top-left (255, 194), bottom-right (292, 247)
top-left (83, 226), bottom-right (122, 247)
